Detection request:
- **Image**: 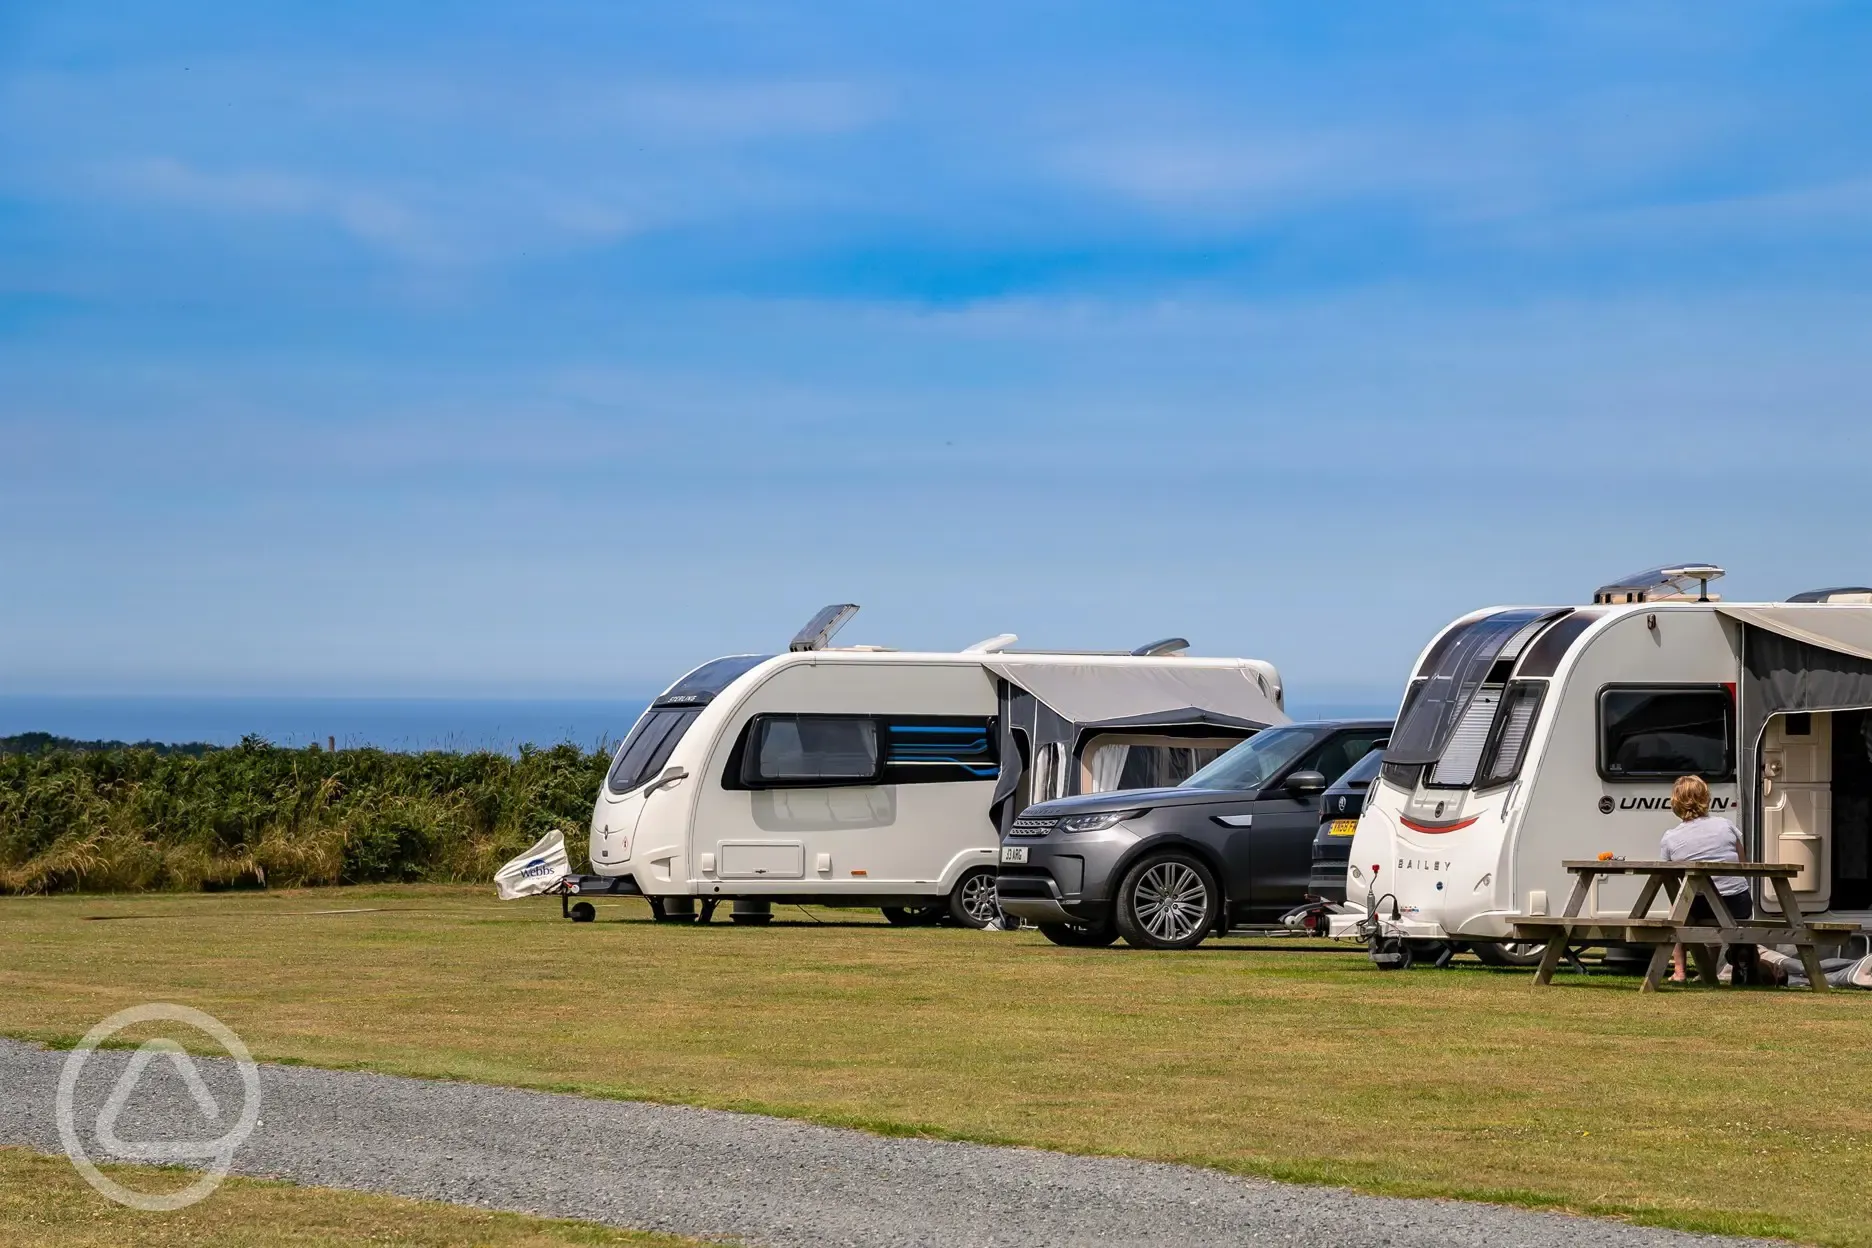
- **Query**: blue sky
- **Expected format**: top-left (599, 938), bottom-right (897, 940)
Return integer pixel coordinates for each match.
top-left (4, 2), bottom-right (1872, 705)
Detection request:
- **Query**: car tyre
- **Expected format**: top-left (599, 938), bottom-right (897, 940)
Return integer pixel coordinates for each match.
top-left (1114, 852), bottom-right (1220, 950)
top-left (1038, 920), bottom-right (1120, 948)
top-left (947, 868), bottom-right (1004, 930)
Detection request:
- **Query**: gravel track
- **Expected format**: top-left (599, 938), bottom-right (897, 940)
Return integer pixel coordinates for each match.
top-left (1, 1037), bottom-right (1763, 1247)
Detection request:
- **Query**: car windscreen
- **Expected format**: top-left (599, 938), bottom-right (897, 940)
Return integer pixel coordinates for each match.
top-left (1179, 725), bottom-right (1325, 792)
top-left (1386, 609), bottom-right (1562, 767)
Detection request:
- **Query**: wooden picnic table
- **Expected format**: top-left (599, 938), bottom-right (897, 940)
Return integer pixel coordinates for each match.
top-left (1511, 860), bottom-right (1856, 993)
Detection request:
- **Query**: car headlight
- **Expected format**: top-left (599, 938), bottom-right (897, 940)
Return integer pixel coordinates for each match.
top-left (1058, 810), bottom-right (1143, 833)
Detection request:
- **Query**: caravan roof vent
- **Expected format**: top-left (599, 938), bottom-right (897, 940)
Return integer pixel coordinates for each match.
top-left (1788, 587), bottom-right (1872, 604)
top-left (1592, 564), bottom-right (1724, 605)
top-left (1131, 637), bottom-right (1191, 657)
top-left (789, 603), bottom-right (860, 652)
top-left (962, 633), bottom-right (1019, 654)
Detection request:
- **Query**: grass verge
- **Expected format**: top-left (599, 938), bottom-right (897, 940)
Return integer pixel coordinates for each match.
top-left (2, 886), bottom-right (1868, 1245)
top-left (0, 1146), bottom-right (702, 1246)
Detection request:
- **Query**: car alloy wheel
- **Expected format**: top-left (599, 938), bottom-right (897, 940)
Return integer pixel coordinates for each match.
top-left (1116, 852), bottom-right (1219, 950)
top-left (949, 868), bottom-right (1004, 929)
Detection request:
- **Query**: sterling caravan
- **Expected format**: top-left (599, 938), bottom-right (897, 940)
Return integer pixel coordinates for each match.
top-left (1341, 566), bottom-right (1872, 950)
top-left (585, 605), bottom-right (1287, 927)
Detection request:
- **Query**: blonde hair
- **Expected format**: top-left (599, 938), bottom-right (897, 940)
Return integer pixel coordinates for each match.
top-left (1670, 775), bottom-right (1711, 821)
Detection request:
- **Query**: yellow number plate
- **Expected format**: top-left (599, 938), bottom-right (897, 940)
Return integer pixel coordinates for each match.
top-left (1328, 819), bottom-right (1358, 837)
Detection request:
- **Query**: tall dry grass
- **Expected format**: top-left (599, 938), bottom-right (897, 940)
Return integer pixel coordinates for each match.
top-left (0, 736), bottom-right (607, 893)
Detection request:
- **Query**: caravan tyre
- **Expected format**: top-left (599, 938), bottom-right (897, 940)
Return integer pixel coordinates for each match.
top-left (1038, 920), bottom-right (1120, 948)
top-left (947, 869), bottom-right (1004, 930)
top-left (1115, 852), bottom-right (1220, 950)
top-left (648, 897), bottom-right (697, 924)
top-left (1472, 940), bottom-right (1546, 968)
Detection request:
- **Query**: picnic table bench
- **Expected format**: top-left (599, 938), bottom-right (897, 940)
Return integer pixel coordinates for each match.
top-left (1510, 860), bottom-right (1859, 993)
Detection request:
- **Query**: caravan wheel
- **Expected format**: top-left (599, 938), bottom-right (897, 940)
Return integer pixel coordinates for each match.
top-left (1473, 940), bottom-right (1546, 968)
top-left (947, 869), bottom-right (1004, 930)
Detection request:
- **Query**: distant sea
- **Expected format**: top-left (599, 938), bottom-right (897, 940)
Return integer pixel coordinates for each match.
top-left (0, 692), bottom-right (1396, 756)
top-left (0, 695), bottom-right (651, 755)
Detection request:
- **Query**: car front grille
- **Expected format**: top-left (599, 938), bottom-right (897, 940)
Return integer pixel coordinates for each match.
top-left (1008, 817), bottom-right (1058, 837)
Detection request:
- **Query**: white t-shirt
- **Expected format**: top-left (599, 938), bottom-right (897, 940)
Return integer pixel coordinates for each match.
top-left (1659, 815), bottom-right (1748, 896)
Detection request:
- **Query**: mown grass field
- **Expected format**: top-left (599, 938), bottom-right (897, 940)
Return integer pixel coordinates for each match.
top-left (0, 1147), bottom-right (698, 1247)
top-left (3, 886), bottom-right (1870, 1245)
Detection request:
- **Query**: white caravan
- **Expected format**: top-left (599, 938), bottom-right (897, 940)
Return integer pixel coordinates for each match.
top-left (1341, 566), bottom-right (1872, 951)
top-left (584, 605), bottom-right (1287, 927)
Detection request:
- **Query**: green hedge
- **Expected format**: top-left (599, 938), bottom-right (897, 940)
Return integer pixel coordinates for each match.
top-left (0, 736), bottom-right (607, 894)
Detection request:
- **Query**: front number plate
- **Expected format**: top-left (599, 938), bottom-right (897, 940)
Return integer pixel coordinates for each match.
top-left (1000, 846), bottom-right (1029, 864)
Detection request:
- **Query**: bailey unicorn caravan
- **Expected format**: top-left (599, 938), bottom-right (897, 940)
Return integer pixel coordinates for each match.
top-left (577, 606), bottom-right (1286, 927)
top-left (1340, 566), bottom-right (1872, 951)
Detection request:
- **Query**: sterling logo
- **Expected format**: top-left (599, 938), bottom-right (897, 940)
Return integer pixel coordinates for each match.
top-left (56, 1003), bottom-right (261, 1211)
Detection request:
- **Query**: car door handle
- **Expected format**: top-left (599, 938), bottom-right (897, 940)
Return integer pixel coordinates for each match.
top-left (1211, 814), bottom-right (1254, 828)
top-left (644, 766), bottom-right (688, 796)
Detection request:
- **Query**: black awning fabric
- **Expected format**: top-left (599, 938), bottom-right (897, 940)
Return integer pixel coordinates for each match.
top-left (1738, 626), bottom-right (1872, 854)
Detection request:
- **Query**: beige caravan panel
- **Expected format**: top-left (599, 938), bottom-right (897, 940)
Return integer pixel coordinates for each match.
top-left (716, 840), bottom-right (807, 879)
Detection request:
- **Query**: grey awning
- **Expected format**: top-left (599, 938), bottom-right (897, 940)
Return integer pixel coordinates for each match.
top-left (1718, 605), bottom-right (1872, 663)
top-left (1721, 606), bottom-right (1872, 864)
top-left (982, 660), bottom-right (1288, 730)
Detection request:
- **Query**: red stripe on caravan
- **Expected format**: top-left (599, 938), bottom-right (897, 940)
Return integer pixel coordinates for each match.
top-left (1400, 815), bottom-right (1479, 835)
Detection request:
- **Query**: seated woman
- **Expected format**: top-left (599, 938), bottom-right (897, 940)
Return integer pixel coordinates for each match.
top-left (1659, 775), bottom-right (1757, 984)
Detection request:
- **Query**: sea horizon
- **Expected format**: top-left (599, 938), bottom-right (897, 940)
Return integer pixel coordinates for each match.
top-left (0, 690), bottom-right (1400, 755)
top-left (0, 694), bottom-right (655, 755)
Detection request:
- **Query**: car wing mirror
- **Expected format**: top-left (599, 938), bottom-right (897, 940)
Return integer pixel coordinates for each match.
top-left (1285, 770), bottom-right (1327, 797)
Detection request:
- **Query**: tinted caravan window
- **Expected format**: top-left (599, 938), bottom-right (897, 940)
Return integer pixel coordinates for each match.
top-left (1599, 686), bottom-right (1734, 780)
top-left (607, 654), bottom-right (775, 794)
top-left (1388, 609), bottom-right (1561, 769)
top-left (746, 716), bottom-right (881, 786)
top-left (607, 708), bottom-right (701, 794)
top-left (657, 654), bottom-right (773, 705)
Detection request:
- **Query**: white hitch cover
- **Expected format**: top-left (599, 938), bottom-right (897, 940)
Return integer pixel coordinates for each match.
top-left (495, 829), bottom-right (571, 900)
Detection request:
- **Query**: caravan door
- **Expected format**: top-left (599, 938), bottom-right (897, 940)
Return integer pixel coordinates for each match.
top-left (1761, 712), bottom-right (1831, 912)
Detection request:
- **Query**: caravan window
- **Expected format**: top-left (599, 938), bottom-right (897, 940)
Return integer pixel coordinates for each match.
top-left (745, 716), bottom-right (882, 787)
top-left (1388, 610), bottom-right (1560, 770)
top-left (1479, 681), bottom-right (1544, 786)
top-left (1598, 686), bottom-right (1734, 781)
top-left (607, 707), bottom-right (702, 794)
top-left (658, 654), bottom-right (773, 705)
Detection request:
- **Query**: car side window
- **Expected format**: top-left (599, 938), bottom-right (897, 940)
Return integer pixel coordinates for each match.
top-left (1305, 733), bottom-right (1388, 785)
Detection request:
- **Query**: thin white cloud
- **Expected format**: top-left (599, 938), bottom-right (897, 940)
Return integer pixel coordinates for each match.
top-left (1045, 87), bottom-right (1752, 227)
top-left (94, 157), bottom-right (655, 267)
top-left (101, 157), bottom-right (444, 260)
